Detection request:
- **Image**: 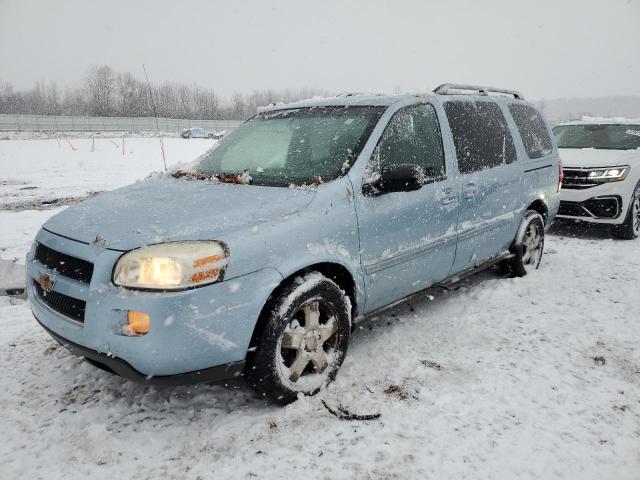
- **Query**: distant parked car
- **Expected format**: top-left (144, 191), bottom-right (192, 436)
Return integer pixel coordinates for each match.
top-left (28, 84), bottom-right (560, 403)
top-left (181, 127), bottom-right (224, 139)
top-left (554, 119), bottom-right (640, 239)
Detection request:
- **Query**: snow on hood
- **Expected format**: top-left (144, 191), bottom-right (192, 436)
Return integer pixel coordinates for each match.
top-left (558, 147), bottom-right (640, 168)
top-left (43, 177), bottom-right (315, 250)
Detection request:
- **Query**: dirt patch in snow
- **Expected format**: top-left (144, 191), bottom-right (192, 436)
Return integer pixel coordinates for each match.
top-left (0, 193), bottom-right (101, 211)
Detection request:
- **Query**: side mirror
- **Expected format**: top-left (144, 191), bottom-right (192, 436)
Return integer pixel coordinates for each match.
top-left (368, 164), bottom-right (424, 195)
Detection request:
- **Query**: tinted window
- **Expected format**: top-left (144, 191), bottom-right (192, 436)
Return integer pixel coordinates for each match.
top-left (509, 104), bottom-right (553, 158)
top-left (373, 104), bottom-right (445, 178)
top-left (553, 124), bottom-right (640, 150)
top-left (444, 100), bottom-right (517, 174)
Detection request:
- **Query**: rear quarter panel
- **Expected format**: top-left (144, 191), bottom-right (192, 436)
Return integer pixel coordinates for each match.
top-left (503, 100), bottom-right (561, 227)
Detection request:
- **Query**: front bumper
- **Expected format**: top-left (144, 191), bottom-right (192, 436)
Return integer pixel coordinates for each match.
top-left (559, 181), bottom-right (631, 225)
top-left (36, 316), bottom-right (244, 385)
top-left (27, 228), bottom-right (282, 380)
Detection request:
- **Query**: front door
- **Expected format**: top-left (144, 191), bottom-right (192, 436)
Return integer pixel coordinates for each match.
top-left (353, 103), bottom-right (459, 313)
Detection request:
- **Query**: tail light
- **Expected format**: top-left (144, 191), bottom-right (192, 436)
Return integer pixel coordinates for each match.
top-left (558, 159), bottom-right (564, 192)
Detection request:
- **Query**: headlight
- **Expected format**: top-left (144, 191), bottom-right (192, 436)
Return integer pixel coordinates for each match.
top-left (113, 241), bottom-right (228, 290)
top-left (587, 166), bottom-right (630, 182)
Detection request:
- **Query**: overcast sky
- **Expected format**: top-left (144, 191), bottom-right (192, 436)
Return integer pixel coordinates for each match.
top-left (1, 0), bottom-right (638, 101)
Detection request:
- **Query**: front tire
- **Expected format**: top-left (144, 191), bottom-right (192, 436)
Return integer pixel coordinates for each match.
top-left (245, 273), bottom-right (351, 404)
top-left (502, 210), bottom-right (545, 277)
top-left (612, 182), bottom-right (640, 240)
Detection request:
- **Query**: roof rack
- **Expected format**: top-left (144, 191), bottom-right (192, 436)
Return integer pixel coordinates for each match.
top-left (433, 83), bottom-right (524, 100)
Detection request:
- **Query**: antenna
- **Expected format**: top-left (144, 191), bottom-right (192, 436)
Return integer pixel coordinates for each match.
top-left (142, 64), bottom-right (167, 172)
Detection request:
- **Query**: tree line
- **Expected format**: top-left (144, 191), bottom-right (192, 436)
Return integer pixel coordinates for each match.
top-left (0, 65), bottom-right (328, 120)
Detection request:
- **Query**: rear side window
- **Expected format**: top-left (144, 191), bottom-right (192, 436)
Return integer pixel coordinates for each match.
top-left (509, 104), bottom-right (553, 158)
top-left (444, 100), bottom-right (516, 174)
top-left (375, 103), bottom-right (445, 178)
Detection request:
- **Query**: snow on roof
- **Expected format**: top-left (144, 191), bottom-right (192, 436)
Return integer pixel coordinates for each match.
top-left (557, 115), bottom-right (640, 126)
top-left (258, 94), bottom-right (416, 111)
top-left (258, 89), bottom-right (532, 113)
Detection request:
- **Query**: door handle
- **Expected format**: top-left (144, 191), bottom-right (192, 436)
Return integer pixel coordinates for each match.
top-left (440, 187), bottom-right (457, 205)
top-left (463, 182), bottom-right (479, 199)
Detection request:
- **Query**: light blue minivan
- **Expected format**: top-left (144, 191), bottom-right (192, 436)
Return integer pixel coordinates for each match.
top-left (28, 84), bottom-right (561, 403)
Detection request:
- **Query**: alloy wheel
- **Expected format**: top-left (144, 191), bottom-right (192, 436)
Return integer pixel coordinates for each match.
top-left (633, 190), bottom-right (640, 235)
top-left (277, 299), bottom-right (339, 388)
top-left (521, 221), bottom-right (543, 268)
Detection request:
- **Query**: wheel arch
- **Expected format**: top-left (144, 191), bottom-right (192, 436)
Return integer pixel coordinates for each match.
top-left (526, 198), bottom-right (549, 224)
top-left (246, 262), bottom-right (359, 355)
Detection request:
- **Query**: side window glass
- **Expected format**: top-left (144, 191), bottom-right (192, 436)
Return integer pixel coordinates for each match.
top-left (371, 104), bottom-right (445, 179)
top-left (444, 100), bottom-right (517, 174)
top-left (508, 103), bottom-right (553, 159)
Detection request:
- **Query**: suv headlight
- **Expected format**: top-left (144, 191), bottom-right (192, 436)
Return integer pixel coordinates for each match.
top-left (587, 166), bottom-right (630, 182)
top-left (113, 241), bottom-right (228, 290)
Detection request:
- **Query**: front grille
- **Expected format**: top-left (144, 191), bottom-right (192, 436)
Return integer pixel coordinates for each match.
top-left (562, 169), bottom-right (599, 190)
top-left (33, 280), bottom-right (86, 322)
top-left (35, 243), bottom-right (93, 284)
top-left (558, 201), bottom-right (590, 217)
top-left (558, 197), bottom-right (621, 219)
top-left (584, 197), bottom-right (621, 219)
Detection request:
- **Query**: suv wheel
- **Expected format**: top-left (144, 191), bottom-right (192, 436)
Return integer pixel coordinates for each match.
top-left (613, 182), bottom-right (640, 240)
top-left (502, 210), bottom-right (545, 277)
top-left (246, 273), bottom-right (351, 404)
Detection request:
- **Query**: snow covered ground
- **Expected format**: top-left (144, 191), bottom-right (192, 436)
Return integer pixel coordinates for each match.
top-left (0, 136), bottom-right (213, 283)
top-left (0, 136), bottom-right (212, 212)
top-left (1, 138), bottom-right (639, 479)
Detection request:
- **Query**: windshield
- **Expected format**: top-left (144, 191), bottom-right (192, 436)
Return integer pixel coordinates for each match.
top-left (553, 124), bottom-right (640, 150)
top-left (197, 106), bottom-right (385, 186)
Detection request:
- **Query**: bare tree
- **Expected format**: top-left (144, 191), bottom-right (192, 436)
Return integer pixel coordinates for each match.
top-left (86, 65), bottom-right (115, 116)
top-left (45, 82), bottom-right (61, 115)
top-left (230, 92), bottom-right (246, 119)
top-left (0, 65), bottom-right (331, 120)
top-left (61, 86), bottom-right (86, 115)
top-left (0, 80), bottom-right (16, 114)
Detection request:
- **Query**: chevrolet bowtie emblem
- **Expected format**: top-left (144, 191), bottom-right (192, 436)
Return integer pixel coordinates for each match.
top-left (37, 273), bottom-right (55, 292)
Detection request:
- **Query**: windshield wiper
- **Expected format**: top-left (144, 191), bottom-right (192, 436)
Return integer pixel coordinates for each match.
top-left (171, 169), bottom-right (253, 185)
top-left (172, 170), bottom-right (214, 180)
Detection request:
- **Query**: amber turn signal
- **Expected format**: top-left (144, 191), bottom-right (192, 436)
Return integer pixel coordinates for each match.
top-left (127, 310), bottom-right (150, 334)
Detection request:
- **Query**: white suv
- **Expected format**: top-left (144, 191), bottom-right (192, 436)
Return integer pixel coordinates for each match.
top-left (554, 119), bottom-right (640, 239)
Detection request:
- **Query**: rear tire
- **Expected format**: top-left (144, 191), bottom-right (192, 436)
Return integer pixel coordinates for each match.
top-left (501, 210), bottom-right (545, 277)
top-left (612, 182), bottom-right (640, 240)
top-left (245, 273), bottom-right (351, 404)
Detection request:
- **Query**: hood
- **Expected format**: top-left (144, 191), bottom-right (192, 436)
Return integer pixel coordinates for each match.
top-left (43, 177), bottom-right (315, 250)
top-left (558, 148), bottom-right (640, 168)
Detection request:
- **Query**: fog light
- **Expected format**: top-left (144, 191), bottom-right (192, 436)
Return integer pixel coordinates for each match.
top-left (127, 310), bottom-right (150, 335)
